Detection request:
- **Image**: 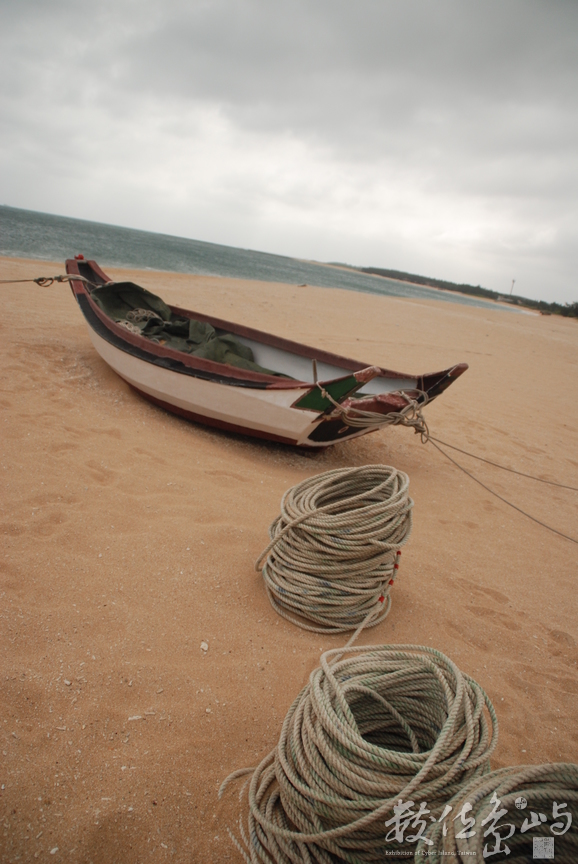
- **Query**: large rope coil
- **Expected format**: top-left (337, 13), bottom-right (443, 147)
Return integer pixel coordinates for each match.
top-left (256, 466), bottom-right (413, 634)
top-left (417, 762), bottom-right (578, 862)
top-left (220, 644), bottom-right (498, 863)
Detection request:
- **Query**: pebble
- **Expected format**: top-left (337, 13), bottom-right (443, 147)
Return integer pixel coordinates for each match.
top-left (200, 641), bottom-right (209, 652)
top-left (63, 680), bottom-right (71, 686)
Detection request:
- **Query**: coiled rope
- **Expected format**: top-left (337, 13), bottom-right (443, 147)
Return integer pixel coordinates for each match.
top-left (255, 465), bottom-right (413, 635)
top-left (417, 762), bottom-right (578, 862)
top-left (220, 644), bottom-right (498, 863)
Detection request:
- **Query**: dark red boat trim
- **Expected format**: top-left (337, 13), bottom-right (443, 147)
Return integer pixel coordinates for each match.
top-left (76, 293), bottom-right (285, 390)
top-left (66, 259), bottom-right (446, 384)
top-left (76, 290), bottom-right (304, 386)
top-left (421, 363), bottom-right (468, 399)
top-left (128, 385), bottom-right (299, 446)
top-left (85, 259), bottom-right (112, 284)
top-left (65, 258), bottom-right (468, 402)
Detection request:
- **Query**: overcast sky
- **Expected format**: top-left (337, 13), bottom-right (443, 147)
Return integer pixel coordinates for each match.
top-left (1, 0), bottom-right (577, 303)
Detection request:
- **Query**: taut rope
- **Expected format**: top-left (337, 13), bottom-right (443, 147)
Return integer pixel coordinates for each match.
top-left (428, 438), bottom-right (578, 544)
top-left (428, 435), bottom-right (578, 491)
top-left (0, 274), bottom-right (97, 288)
top-left (320, 388), bottom-right (577, 544)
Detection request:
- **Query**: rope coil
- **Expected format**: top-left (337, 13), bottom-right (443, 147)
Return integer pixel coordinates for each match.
top-left (417, 762), bottom-right (578, 862)
top-left (220, 644), bottom-right (498, 863)
top-left (256, 465), bottom-right (413, 634)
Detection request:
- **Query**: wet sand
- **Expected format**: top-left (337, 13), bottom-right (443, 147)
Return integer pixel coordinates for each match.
top-left (1, 255), bottom-right (577, 862)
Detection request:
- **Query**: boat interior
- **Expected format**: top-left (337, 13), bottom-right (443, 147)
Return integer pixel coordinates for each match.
top-left (69, 258), bottom-right (464, 401)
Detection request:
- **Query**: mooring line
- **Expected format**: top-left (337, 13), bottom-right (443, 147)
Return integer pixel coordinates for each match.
top-left (428, 435), bottom-right (578, 491)
top-left (428, 438), bottom-right (577, 544)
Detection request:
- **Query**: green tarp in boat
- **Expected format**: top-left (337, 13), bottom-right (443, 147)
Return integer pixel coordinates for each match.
top-left (90, 282), bottom-right (288, 377)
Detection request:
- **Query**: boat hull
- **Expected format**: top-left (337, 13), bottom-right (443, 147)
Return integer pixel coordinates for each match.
top-left (65, 257), bottom-right (468, 447)
top-left (86, 326), bottom-right (344, 446)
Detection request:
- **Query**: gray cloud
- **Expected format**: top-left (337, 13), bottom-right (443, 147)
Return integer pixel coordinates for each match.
top-left (1, 0), bottom-right (577, 301)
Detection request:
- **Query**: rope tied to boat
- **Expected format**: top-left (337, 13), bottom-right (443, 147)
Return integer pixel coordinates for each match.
top-left (0, 274), bottom-right (97, 288)
top-left (219, 644), bottom-right (498, 863)
top-left (317, 383), bottom-right (430, 440)
top-left (255, 465), bottom-right (412, 635)
top-left (416, 762), bottom-right (578, 862)
top-left (317, 384), bottom-right (577, 543)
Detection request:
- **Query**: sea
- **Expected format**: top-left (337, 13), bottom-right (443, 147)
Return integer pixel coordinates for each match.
top-left (0, 204), bottom-right (506, 312)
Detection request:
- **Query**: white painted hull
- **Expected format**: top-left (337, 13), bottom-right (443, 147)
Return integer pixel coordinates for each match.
top-left (66, 257), bottom-right (468, 447)
top-left (88, 327), bottom-right (355, 447)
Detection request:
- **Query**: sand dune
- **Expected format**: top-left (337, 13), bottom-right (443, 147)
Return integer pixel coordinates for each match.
top-left (1, 256), bottom-right (577, 862)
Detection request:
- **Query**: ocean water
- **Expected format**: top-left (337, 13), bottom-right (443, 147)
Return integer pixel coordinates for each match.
top-left (0, 204), bottom-right (506, 312)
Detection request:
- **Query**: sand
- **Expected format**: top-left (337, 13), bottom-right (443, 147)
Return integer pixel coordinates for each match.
top-left (1, 255), bottom-right (577, 862)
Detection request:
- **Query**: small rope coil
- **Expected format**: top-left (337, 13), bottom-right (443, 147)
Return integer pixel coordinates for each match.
top-left (255, 465), bottom-right (413, 634)
top-left (126, 308), bottom-right (161, 323)
top-left (417, 762), bottom-right (578, 862)
top-left (220, 644), bottom-right (498, 863)
top-left (116, 320), bottom-right (143, 335)
top-left (319, 385), bottom-right (430, 439)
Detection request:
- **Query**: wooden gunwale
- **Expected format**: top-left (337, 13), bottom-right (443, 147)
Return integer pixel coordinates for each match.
top-left (66, 258), bottom-right (447, 392)
top-left (64, 258), bottom-right (468, 447)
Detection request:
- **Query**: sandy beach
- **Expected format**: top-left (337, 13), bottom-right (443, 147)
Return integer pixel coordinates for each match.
top-left (1, 255), bottom-right (577, 862)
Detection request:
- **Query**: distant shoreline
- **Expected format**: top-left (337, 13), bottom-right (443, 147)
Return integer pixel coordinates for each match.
top-left (323, 260), bottom-right (577, 319)
top-left (300, 257), bottom-right (534, 313)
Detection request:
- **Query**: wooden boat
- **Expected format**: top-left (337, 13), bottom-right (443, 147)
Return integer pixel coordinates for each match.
top-left (65, 257), bottom-right (467, 448)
